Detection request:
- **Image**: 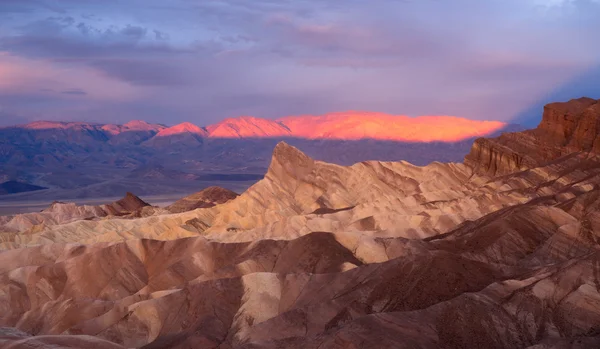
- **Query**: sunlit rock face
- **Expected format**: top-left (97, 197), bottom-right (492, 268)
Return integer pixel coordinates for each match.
top-left (2, 98), bottom-right (600, 348)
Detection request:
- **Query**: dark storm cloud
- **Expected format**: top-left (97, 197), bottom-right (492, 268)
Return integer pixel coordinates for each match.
top-left (0, 0), bottom-right (599, 126)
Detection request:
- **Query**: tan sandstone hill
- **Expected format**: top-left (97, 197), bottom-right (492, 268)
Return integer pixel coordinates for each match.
top-left (0, 192), bottom-right (151, 235)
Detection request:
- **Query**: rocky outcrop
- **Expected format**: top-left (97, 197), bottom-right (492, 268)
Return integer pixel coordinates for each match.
top-left (106, 192), bottom-right (150, 214)
top-left (463, 130), bottom-right (565, 176)
top-left (0, 192), bottom-right (150, 233)
top-left (466, 97), bottom-right (600, 176)
top-left (166, 186), bottom-right (238, 213)
top-left (464, 134), bottom-right (536, 176)
top-left (537, 97), bottom-right (598, 147)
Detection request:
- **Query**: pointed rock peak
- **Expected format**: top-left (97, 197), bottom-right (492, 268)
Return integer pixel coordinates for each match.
top-left (273, 141), bottom-right (303, 156)
top-left (270, 141), bottom-right (314, 169)
top-left (111, 192), bottom-right (150, 212)
top-left (124, 192), bottom-right (139, 199)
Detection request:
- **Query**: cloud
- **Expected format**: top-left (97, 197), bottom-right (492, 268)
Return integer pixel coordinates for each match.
top-left (0, 0), bottom-right (598, 127)
top-left (1, 16), bottom-right (176, 58)
top-left (89, 59), bottom-right (194, 86)
top-left (61, 88), bottom-right (87, 95)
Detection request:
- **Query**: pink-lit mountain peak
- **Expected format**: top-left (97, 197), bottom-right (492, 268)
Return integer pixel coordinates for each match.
top-left (198, 112), bottom-right (506, 142)
top-left (274, 112), bottom-right (507, 142)
top-left (14, 112), bottom-right (508, 143)
top-left (156, 122), bottom-right (208, 137)
top-left (123, 120), bottom-right (164, 130)
top-left (207, 116), bottom-right (291, 138)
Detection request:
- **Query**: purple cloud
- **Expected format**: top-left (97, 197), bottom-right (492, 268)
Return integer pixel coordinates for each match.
top-left (61, 88), bottom-right (87, 95)
top-left (0, 0), bottom-right (598, 127)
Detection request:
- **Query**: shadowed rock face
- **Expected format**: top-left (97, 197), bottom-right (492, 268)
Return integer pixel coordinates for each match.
top-left (538, 97), bottom-right (599, 148)
top-left (108, 192), bottom-right (151, 213)
top-left (166, 186), bottom-right (238, 213)
top-left (2, 98), bottom-right (600, 348)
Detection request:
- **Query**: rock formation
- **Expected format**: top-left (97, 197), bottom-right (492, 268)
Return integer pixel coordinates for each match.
top-left (465, 97), bottom-right (600, 176)
top-left (538, 97), bottom-right (599, 148)
top-left (1, 98), bottom-right (600, 348)
top-left (166, 186), bottom-right (239, 213)
top-left (0, 192), bottom-right (151, 234)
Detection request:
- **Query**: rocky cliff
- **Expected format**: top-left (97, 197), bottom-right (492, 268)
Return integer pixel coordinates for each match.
top-left (466, 97), bottom-right (600, 176)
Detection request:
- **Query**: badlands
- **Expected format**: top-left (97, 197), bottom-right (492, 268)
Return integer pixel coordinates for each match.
top-left (1, 98), bottom-right (600, 348)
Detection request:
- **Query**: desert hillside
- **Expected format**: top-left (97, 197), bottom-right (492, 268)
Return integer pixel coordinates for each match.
top-left (1, 98), bottom-right (600, 348)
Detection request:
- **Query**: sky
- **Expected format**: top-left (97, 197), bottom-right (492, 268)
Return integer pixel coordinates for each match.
top-left (0, 0), bottom-right (599, 127)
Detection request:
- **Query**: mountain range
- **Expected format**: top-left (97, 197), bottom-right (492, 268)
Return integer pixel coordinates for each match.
top-left (0, 97), bottom-right (600, 348)
top-left (0, 113), bottom-right (518, 203)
